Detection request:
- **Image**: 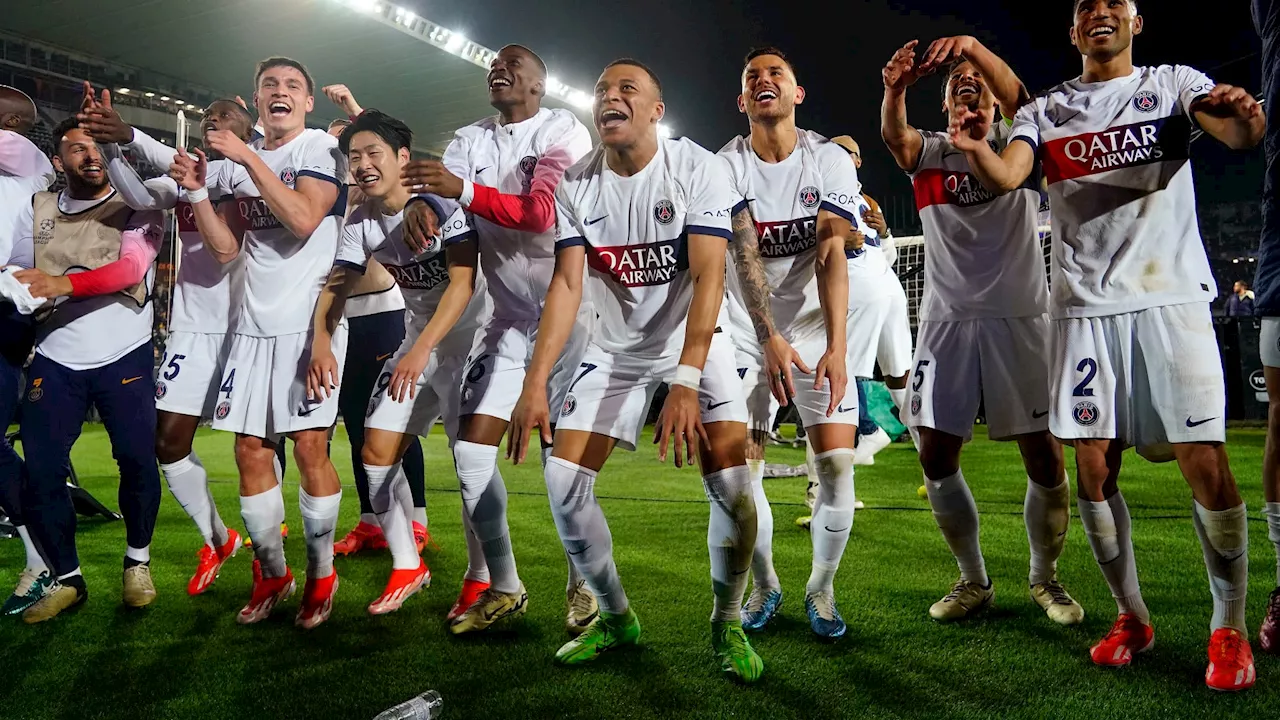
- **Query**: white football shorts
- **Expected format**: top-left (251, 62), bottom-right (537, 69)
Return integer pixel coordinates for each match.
top-left (847, 272), bottom-right (913, 379)
top-left (155, 331), bottom-right (232, 418)
top-left (365, 341), bottom-right (467, 444)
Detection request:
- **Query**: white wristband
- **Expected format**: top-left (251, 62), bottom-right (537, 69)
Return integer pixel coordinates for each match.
top-left (667, 364), bottom-right (702, 391)
top-left (185, 186), bottom-right (209, 204)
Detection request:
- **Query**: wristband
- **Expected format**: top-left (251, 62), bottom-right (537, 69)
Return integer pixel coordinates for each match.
top-left (185, 186), bottom-right (209, 204)
top-left (667, 364), bottom-right (702, 391)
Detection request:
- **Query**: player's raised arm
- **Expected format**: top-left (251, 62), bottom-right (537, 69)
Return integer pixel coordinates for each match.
top-left (170, 148), bottom-right (242, 263)
top-left (917, 36), bottom-right (1030, 118)
top-left (881, 40), bottom-right (926, 172)
top-left (953, 104), bottom-right (1036, 194)
top-left (1187, 75), bottom-right (1266, 150)
top-left (77, 88), bottom-right (180, 211)
top-left (207, 129), bottom-right (339, 240)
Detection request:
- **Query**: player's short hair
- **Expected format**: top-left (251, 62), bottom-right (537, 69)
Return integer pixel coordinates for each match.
top-left (1072, 0), bottom-right (1136, 13)
top-left (500, 44), bottom-right (547, 76)
top-left (743, 47), bottom-right (798, 81)
top-left (51, 116), bottom-right (82, 154)
top-left (338, 109), bottom-right (413, 155)
top-left (209, 98), bottom-right (254, 124)
top-left (605, 58), bottom-right (663, 98)
top-left (254, 56), bottom-right (314, 94)
top-left (328, 118), bottom-right (351, 132)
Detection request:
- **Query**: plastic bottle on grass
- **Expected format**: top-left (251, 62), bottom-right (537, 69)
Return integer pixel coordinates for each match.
top-left (373, 690), bottom-right (443, 720)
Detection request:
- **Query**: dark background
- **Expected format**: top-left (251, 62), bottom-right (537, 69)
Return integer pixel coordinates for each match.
top-left (413, 0), bottom-right (1263, 208)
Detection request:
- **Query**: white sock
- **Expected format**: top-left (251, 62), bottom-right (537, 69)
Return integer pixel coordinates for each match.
top-left (366, 463), bottom-right (419, 570)
top-left (241, 484), bottom-right (286, 578)
top-left (454, 441), bottom-right (519, 593)
top-left (413, 506), bottom-right (427, 529)
top-left (542, 446), bottom-right (584, 590)
top-left (359, 512), bottom-right (379, 528)
top-left (161, 453), bottom-right (223, 549)
top-left (806, 448), bottom-right (855, 595)
top-left (804, 439), bottom-right (819, 512)
top-left (1266, 502), bottom-right (1280, 586)
top-left (298, 488), bottom-right (341, 579)
top-left (1078, 493), bottom-right (1148, 623)
top-left (125, 545), bottom-right (150, 564)
top-left (16, 526), bottom-right (47, 573)
top-left (746, 458), bottom-right (779, 590)
top-left (204, 483), bottom-right (229, 548)
top-left (59, 569), bottom-right (83, 581)
top-left (1024, 476), bottom-right (1070, 586)
top-left (704, 465), bottom-right (757, 622)
top-left (1192, 501), bottom-right (1249, 633)
top-left (461, 505), bottom-right (490, 584)
top-left (545, 457), bottom-right (628, 614)
top-left (925, 469), bottom-right (988, 586)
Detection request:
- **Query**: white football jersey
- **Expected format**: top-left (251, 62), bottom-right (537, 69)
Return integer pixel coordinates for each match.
top-left (909, 123), bottom-right (1048, 321)
top-left (719, 129), bottom-right (861, 344)
top-left (0, 131), bottom-right (54, 266)
top-left (555, 138), bottom-right (736, 358)
top-left (846, 194), bottom-right (890, 280)
top-left (1011, 65), bottom-right (1217, 318)
top-left (441, 108), bottom-right (593, 321)
top-left (215, 129), bottom-right (346, 337)
top-left (335, 201), bottom-right (488, 357)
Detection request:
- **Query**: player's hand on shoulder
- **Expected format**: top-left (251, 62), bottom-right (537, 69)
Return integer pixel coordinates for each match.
top-left (401, 160), bottom-right (463, 200)
top-left (1191, 85), bottom-right (1263, 120)
top-left (654, 385), bottom-right (708, 469)
top-left (306, 343), bottom-right (340, 401)
top-left (883, 40), bottom-right (922, 91)
top-left (917, 36), bottom-right (976, 75)
top-left (507, 385), bottom-right (552, 465)
top-left (205, 129), bottom-right (253, 165)
top-left (388, 346), bottom-right (430, 403)
top-left (322, 84), bottom-right (363, 117)
top-left (402, 200), bottom-right (441, 255)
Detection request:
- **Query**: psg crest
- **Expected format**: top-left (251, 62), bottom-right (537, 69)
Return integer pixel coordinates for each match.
top-left (1072, 400), bottom-right (1099, 426)
top-left (279, 166), bottom-right (297, 186)
top-left (518, 155), bottom-right (538, 174)
top-left (215, 401), bottom-right (231, 420)
top-left (561, 394), bottom-right (578, 417)
top-left (653, 199), bottom-right (675, 225)
top-left (1132, 90), bottom-right (1158, 113)
top-left (155, 382), bottom-right (168, 400)
top-left (798, 186), bottom-right (820, 209)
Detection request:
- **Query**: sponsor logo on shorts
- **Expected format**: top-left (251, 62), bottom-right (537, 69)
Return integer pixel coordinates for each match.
top-left (910, 394), bottom-right (921, 416)
top-left (1072, 400), bottom-right (1099, 426)
top-left (518, 155), bottom-right (538, 175)
top-left (1132, 90), bottom-right (1159, 113)
top-left (27, 378), bottom-right (43, 403)
top-left (798, 185), bottom-right (820, 209)
top-left (653, 199), bottom-right (675, 225)
top-left (215, 401), bottom-right (231, 420)
top-left (155, 382), bottom-right (168, 400)
top-left (1250, 369), bottom-right (1267, 393)
top-left (561, 394), bottom-right (577, 417)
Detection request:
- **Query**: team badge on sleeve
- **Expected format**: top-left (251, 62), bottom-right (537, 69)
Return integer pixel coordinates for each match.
top-left (1072, 400), bottom-right (1099, 426)
top-left (653, 199), bottom-right (675, 225)
top-left (279, 167), bottom-right (297, 186)
top-left (1131, 90), bottom-right (1158, 113)
top-left (799, 186), bottom-right (820, 209)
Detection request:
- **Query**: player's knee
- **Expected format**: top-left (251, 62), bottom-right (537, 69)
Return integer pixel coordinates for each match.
top-left (918, 434), bottom-right (960, 480)
top-left (291, 432), bottom-right (331, 473)
top-left (154, 432), bottom-right (193, 465)
top-left (234, 437), bottom-right (275, 476)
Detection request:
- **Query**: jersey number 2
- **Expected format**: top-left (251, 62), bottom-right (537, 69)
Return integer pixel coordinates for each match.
top-left (1073, 358), bottom-right (1097, 397)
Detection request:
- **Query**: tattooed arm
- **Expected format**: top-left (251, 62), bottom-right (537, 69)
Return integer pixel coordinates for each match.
top-left (731, 203), bottom-right (811, 405)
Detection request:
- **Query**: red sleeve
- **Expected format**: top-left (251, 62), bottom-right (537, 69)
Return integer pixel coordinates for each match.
top-left (67, 227), bottom-right (159, 297)
top-left (466, 182), bottom-right (556, 234)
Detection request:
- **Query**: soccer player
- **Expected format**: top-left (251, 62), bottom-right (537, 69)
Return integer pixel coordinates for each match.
top-left (956, 1), bottom-right (1264, 688)
top-left (0, 85), bottom-right (56, 615)
top-left (78, 89), bottom-right (257, 596)
top-left (171, 57), bottom-right (350, 629)
top-left (880, 36), bottom-right (1083, 626)
top-left (1252, 0), bottom-right (1280, 654)
top-left (308, 110), bottom-right (483, 615)
top-left (322, 87), bottom-right (430, 557)
top-left (717, 48), bottom-right (857, 639)
top-left (399, 44), bottom-right (597, 634)
top-left (509, 58), bottom-right (763, 683)
top-left (9, 117), bottom-right (165, 622)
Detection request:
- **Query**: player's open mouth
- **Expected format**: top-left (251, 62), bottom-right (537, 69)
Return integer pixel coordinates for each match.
top-left (488, 76), bottom-right (512, 91)
top-left (268, 101), bottom-right (291, 117)
top-left (951, 78), bottom-right (981, 98)
top-left (80, 162), bottom-right (103, 177)
top-left (355, 170), bottom-right (381, 187)
top-left (1086, 25), bottom-right (1115, 38)
top-left (753, 89), bottom-right (778, 102)
top-left (598, 108), bottom-right (628, 129)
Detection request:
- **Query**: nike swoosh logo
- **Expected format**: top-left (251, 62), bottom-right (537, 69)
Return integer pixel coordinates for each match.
top-left (732, 567), bottom-right (749, 576)
top-left (1052, 112), bottom-right (1081, 128)
top-left (476, 167), bottom-right (490, 176)
top-left (1032, 410), bottom-right (1049, 418)
top-left (706, 400), bottom-right (731, 411)
top-left (121, 376), bottom-right (144, 385)
top-left (1186, 416), bottom-right (1217, 428)
top-left (376, 352), bottom-right (393, 361)
top-left (312, 530), bottom-right (332, 539)
top-left (836, 405), bottom-right (856, 413)
top-left (298, 406), bottom-right (316, 417)
top-left (585, 215), bottom-right (608, 226)
top-left (567, 545), bottom-right (591, 556)
top-left (824, 526), bottom-right (851, 534)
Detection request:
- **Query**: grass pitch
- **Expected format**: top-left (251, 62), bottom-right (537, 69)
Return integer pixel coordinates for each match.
top-left (2, 425), bottom-right (1279, 719)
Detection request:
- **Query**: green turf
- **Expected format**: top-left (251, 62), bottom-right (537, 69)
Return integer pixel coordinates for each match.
top-left (2, 425), bottom-right (1279, 719)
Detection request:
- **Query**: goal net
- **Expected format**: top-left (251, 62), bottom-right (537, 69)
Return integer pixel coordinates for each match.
top-left (891, 224), bottom-right (1053, 333)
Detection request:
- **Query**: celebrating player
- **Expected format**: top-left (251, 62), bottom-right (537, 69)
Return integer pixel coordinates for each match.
top-left (399, 44), bottom-right (597, 634)
top-left (509, 58), bottom-right (763, 682)
top-left (956, 1), bottom-right (1264, 689)
top-left (718, 48), bottom-right (858, 638)
top-left (308, 110), bottom-right (484, 615)
top-left (80, 89), bottom-right (256, 596)
top-left (0, 85), bottom-right (57, 615)
top-left (10, 117), bottom-right (165, 622)
top-left (172, 57), bottom-right (350, 629)
top-left (880, 36), bottom-right (1082, 626)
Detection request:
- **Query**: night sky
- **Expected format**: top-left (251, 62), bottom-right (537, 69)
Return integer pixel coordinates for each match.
top-left (412, 0), bottom-right (1263, 215)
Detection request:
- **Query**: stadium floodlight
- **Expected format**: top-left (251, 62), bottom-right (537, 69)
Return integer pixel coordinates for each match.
top-left (445, 33), bottom-right (467, 54)
top-left (160, 95), bottom-right (170, 101)
top-left (567, 90), bottom-right (592, 111)
top-left (145, 92), bottom-right (155, 97)
top-left (117, 88), bottom-right (130, 94)
top-left (174, 99), bottom-right (185, 105)
top-left (349, 0), bottom-right (379, 12)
